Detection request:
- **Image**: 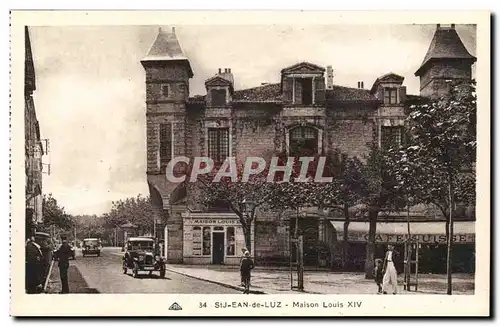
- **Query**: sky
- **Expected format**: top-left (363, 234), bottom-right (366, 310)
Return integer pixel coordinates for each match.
top-left (29, 24), bottom-right (476, 215)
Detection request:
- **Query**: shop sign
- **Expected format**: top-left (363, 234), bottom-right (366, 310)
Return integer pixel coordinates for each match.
top-left (185, 218), bottom-right (241, 226)
top-left (336, 233), bottom-right (475, 244)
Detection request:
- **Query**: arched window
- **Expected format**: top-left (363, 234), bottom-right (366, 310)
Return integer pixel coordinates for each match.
top-left (289, 126), bottom-right (319, 156)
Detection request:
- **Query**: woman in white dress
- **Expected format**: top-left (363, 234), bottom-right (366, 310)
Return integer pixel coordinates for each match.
top-left (382, 244), bottom-right (399, 294)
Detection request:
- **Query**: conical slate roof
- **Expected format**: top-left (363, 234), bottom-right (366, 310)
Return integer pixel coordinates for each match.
top-left (415, 25), bottom-right (476, 76)
top-left (141, 27), bottom-right (193, 76)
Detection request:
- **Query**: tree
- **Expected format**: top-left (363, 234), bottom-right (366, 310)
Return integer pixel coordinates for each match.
top-left (353, 144), bottom-right (406, 279)
top-left (104, 195), bottom-right (160, 237)
top-left (197, 159), bottom-right (276, 253)
top-left (390, 80), bottom-right (476, 294)
top-left (317, 153), bottom-right (365, 270)
top-left (198, 150), bottom-right (330, 253)
top-left (41, 193), bottom-right (73, 232)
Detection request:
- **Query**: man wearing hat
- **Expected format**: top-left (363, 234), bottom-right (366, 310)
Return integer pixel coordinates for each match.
top-left (54, 236), bottom-right (72, 294)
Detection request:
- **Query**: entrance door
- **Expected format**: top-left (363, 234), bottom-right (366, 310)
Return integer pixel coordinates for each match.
top-left (212, 232), bottom-right (225, 265)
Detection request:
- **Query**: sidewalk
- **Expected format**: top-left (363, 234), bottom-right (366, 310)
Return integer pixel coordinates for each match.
top-left (166, 264), bottom-right (475, 295)
top-left (45, 261), bottom-right (99, 294)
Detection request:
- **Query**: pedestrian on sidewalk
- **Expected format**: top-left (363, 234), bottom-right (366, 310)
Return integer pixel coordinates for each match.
top-left (25, 236), bottom-right (43, 294)
top-left (54, 236), bottom-right (72, 294)
top-left (373, 258), bottom-right (384, 294)
top-left (382, 244), bottom-right (400, 294)
top-left (239, 247), bottom-right (248, 286)
top-left (240, 251), bottom-right (254, 294)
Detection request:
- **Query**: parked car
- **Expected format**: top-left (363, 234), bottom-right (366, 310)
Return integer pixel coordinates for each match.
top-left (122, 237), bottom-right (165, 278)
top-left (82, 238), bottom-right (101, 257)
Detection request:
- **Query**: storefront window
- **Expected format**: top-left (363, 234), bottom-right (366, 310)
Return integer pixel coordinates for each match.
top-left (192, 227), bottom-right (202, 256)
top-left (226, 227), bottom-right (235, 256)
top-left (202, 227), bottom-right (211, 255)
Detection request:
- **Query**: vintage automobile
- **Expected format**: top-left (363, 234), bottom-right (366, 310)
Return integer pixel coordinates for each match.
top-left (82, 238), bottom-right (101, 257)
top-left (122, 237), bottom-right (166, 278)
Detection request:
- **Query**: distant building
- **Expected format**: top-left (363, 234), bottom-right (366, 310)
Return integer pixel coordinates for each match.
top-left (141, 25), bottom-right (476, 272)
top-left (25, 27), bottom-right (44, 238)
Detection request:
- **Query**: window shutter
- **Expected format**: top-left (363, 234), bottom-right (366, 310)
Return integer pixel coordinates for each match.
top-left (377, 86), bottom-right (385, 103)
top-left (315, 78), bottom-right (326, 104)
top-left (283, 77), bottom-right (293, 103)
top-left (398, 86), bottom-right (407, 104)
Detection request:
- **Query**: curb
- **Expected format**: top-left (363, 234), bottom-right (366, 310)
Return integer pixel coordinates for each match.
top-left (166, 268), bottom-right (266, 294)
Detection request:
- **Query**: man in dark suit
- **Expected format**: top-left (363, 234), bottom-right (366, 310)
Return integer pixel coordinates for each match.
top-left (25, 236), bottom-right (43, 294)
top-left (54, 236), bottom-right (72, 294)
top-left (382, 244), bottom-right (400, 294)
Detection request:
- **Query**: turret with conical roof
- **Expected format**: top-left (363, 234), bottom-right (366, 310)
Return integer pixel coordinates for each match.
top-left (415, 24), bottom-right (476, 98)
top-left (142, 27), bottom-right (193, 237)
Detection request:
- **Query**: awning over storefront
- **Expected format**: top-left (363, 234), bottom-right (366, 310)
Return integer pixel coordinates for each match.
top-left (330, 221), bottom-right (475, 244)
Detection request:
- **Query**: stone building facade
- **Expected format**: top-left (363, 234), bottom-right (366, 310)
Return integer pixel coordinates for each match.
top-left (25, 26), bottom-right (44, 238)
top-left (142, 25), bottom-right (476, 271)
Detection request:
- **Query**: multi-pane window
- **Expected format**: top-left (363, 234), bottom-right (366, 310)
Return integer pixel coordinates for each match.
top-left (226, 227), bottom-right (235, 256)
top-left (211, 89), bottom-right (227, 106)
top-left (159, 123), bottom-right (172, 168)
top-left (202, 227), bottom-right (211, 255)
top-left (384, 88), bottom-right (398, 104)
top-left (208, 128), bottom-right (229, 163)
top-left (381, 126), bottom-right (403, 150)
top-left (192, 227), bottom-right (202, 256)
top-left (289, 126), bottom-right (318, 156)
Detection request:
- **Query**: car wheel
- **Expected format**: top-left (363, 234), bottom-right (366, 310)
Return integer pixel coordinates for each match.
top-left (132, 263), bottom-right (139, 278)
top-left (160, 268), bottom-right (166, 279)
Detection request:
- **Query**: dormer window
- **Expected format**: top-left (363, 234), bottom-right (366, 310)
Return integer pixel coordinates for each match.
top-left (281, 62), bottom-right (326, 106)
top-left (211, 89), bottom-right (226, 106)
top-left (384, 88), bottom-right (398, 104)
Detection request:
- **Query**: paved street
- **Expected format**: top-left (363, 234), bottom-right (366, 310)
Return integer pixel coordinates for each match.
top-left (44, 247), bottom-right (475, 295)
top-left (46, 247), bottom-right (239, 294)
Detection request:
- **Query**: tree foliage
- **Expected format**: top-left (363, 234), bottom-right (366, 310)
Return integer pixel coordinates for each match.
top-left (388, 80), bottom-right (476, 294)
top-left (103, 195), bottom-right (160, 236)
top-left (389, 80), bottom-right (477, 215)
top-left (41, 193), bottom-right (73, 231)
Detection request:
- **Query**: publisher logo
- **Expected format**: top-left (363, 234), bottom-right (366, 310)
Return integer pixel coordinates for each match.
top-left (169, 302), bottom-right (182, 311)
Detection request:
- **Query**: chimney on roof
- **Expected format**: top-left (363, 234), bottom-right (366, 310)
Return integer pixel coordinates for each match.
top-left (451, 24), bottom-right (455, 29)
top-left (357, 81), bottom-right (364, 89)
top-left (437, 24), bottom-right (441, 29)
top-left (172, 27), bottom-right (176, 34)
top-left (218, 68), bottom-right (222, 74)
top-left (326, 65), bottom-right (334, 89)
